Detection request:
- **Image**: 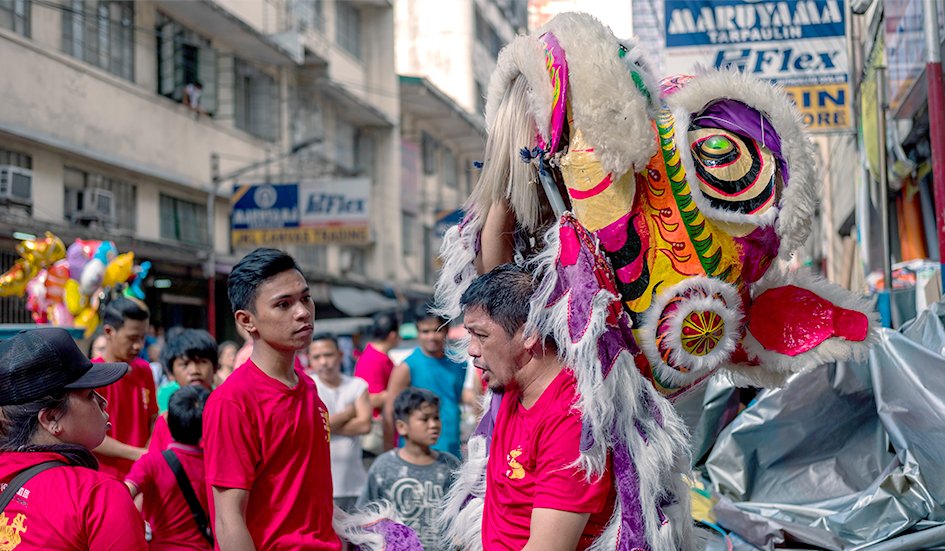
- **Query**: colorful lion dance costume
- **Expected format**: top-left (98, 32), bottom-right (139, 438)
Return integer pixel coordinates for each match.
top-left (432, 12), bottom-right (878, 551)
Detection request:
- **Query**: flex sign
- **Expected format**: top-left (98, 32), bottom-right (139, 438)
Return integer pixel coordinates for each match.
top-left (663, 1), bottom-right (851, 132)
top-left (231, 179), bottom-right (372, 246)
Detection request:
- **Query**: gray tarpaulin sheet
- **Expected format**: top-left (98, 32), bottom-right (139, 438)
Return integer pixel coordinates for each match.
top-left (682, 301), bottom-right (945, 550)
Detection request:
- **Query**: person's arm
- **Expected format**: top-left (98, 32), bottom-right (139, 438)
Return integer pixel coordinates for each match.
top-left (335, 388), bottom-right (372, 437)
top-left (476, 200), bottom-right (516, 274)
top-left (213, 486), bottom-right (256, 551)
top-left (86, 480), bottom-right (148, 550)
top-left (328, 404), bottom-right (357, 432)
top-left (367, 390), bottom-right (387, 410)
top-left (522, 508), bottom-right (592, 551)
top-left (94, 435), bottom-right (146, 461)
top-left (382, 363), bottom-right (411, 450)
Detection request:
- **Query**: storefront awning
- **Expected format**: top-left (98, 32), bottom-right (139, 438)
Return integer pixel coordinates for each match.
top-left (329, 286), bottom-right (399, 317)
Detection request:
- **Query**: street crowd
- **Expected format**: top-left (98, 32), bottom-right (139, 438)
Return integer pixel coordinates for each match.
top-left (0, 248), bottom-right (616, 550)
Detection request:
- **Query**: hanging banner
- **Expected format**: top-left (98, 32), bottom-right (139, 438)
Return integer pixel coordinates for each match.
top-left (663, 0), bottom-right (851, 132)
top-left (231, 179), bottom-right (372, 246)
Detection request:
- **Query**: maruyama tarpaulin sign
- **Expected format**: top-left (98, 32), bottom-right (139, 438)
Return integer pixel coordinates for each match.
top-left (663, 0), bottom-right (851, 132)
top-left (231, 178), bottom-right (372, 246)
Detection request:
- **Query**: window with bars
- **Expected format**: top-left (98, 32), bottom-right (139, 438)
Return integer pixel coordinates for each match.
top-left (234, 58), bottom-right (278, 141)
top-left (474, 6), bottom-right (502, 58)
top-left (443, 148), bottom-right (457, 188)
top-left (0, 251), bottom-right (32, 324)
top-left (0, 147), bottom-right (31, 170)
top-left (421, 132), bottom-right (437, 176)
top-left (61, 0), bottom-right (134, 81)
top-left (0, 0), bottom-right (29, 37)
top-left (402, 211), bottom-right (418, 256)
top-left (288, 0), bottom-right (324, 32)
top-left (63, 166), bottom-right (136, 231)
top-left (335, 1), bottom-right (361, 60)
top-left (159, 193), bottom-right (208, 245)
top-left (156, 13), bottom-right (217, 115)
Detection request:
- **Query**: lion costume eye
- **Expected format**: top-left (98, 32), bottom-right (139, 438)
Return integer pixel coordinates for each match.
top-left (688, 127), bottom-right (777, 217)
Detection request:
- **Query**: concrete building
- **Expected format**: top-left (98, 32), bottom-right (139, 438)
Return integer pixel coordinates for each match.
top-left (0, 0), bottom-right (400, 337)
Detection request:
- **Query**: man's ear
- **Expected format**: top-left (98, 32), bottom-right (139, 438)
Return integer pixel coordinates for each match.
top-left (522, 330), bottom-right (541, 352)
top-left (103, 324), bottom-right (115, 337)
top-left (234, 310), bottom-right (256, 336)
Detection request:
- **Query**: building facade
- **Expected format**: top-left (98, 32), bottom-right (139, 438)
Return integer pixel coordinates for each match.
top-left (0, 0), bottom-right (400, 336)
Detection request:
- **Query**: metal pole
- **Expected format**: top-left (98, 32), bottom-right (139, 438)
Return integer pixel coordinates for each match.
top-left (877, 65), bottom-right (895, 328)
top-left (924, 0), bottom-right (945, 289)
top-left (207, 154), bottom-right (220, 338)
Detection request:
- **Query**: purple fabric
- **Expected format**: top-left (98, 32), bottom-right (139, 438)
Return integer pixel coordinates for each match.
top-left (735, 225), bottom-right (780, 284)
top-left (613, 439), bottom-right (652, 550)
top-left (355, 520), bottom-right (424, 551)
top-left (474, 391), bottom-right (503, 451)
top-left (694, 100), bottom-right (789, 188)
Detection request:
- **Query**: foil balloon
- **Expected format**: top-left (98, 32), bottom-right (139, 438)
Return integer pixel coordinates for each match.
top-left (79, 242), bottom-right (113, 296)
top-left (102, 251), bottom-right (134, 289)
top-left (125, 260), bottom-right (151, 300)
top-left (0, 259), bottom-right (36, 297)
top-left (16, 232), bottom-right (66, 270)
top-left (45, 260), bottom-right (70, 304)
top-left (48, 302), bottom-right (74, 326)
top-left (26, 271), bottom-right (48, 323)
top-left (74, 307), bottom-right (100, 338)
top-left (64, 278), bottom-right (86, 315)
top-left (66, 239), bottom-right (97, 280)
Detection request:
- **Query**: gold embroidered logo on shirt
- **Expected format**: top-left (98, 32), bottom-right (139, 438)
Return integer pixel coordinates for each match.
top-left (320, 408), bottom-right (331, 442)
top-left (0, 512), bottom-right (27, 550)
top-left (505, 447), bottom-right (525, 480)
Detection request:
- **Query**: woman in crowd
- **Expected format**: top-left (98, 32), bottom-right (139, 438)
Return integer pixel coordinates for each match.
top-left (0, 327), bottom-right (147, 550)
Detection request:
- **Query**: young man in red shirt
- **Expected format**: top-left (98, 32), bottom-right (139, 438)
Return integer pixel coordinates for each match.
top-left (93, 296), bottom-right (158, 480)
top-left (203, 248), bottom-right (340, 550)
top-left (461, 264), bottom-right (616, 551)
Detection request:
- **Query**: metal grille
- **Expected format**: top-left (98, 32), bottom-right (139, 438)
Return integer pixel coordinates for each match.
top-left (0, 250), bottom-right (33, 324)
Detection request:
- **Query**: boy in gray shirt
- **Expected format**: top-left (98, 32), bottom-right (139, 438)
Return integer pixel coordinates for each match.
top-left (357, 388), bottom-right (461, 550)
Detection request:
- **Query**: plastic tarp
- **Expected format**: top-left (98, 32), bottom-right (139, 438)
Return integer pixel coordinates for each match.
top-left (686, 301), bottom-right (945, 550)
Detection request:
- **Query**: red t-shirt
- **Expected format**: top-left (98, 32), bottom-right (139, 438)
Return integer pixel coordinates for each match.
top-left (148, 414), bottom-right (173, 453)
top-left (481, 369), bottom-right (615, 551)
top-left (203, 360), bottom-right (340, 550)
top-left (0, 451), bottom-right (147, 550)
top-left (353, 343), bottom-right (393, 417)
top-left (93, 356), bottom-right (158, 479)
top-left (126, 444), bottom-right (210, 550)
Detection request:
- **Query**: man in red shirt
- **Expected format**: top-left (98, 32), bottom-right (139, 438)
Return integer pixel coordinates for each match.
top-left (461, 264), bottom-right (615, 551)
top-left (93, 296), bottom-right (157, 480)
top-left (353, 312), bottom-right (399, 452)
top-left (203, 248), bottom-right (340, 549)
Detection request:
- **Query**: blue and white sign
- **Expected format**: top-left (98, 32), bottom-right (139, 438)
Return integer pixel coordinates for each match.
top-left (663, 1), bottom-right (850, 131)
top-left (231, 179), bottom-right (372, 246)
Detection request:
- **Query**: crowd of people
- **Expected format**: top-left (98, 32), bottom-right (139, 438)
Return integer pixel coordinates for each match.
top-left (0, 247), bottom-right (618, 550)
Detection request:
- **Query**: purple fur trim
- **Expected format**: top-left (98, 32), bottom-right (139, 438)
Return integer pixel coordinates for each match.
top-left (355, 520), bottom-right (424, 551)
top-left (735, 225), bottom-right (780, 284)
top-left (613, 439), bottom-right (652, 550)
top-left (474, 392), bottom-right (503, 450)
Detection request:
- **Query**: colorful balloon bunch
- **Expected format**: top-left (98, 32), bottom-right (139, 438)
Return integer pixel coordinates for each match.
top-left (0, 232), bottom-right (151, 336)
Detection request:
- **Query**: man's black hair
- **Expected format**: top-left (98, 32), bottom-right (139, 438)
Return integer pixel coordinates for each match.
top-left (370, 311), bottom-right (400, 341)
top-left (160, 328), bottom-right (219, 376)
top-left (459, 263), bottom-right (535, 337)
top-left (310, 332), bottom-right (339, 349)
top-left (393, 387), bottom-right (439, 423)
top-left (227, 248), bottom-right (302, 313)
top-left (416, 301), bottom-right (449, 328)
top-left (167, 386), bottom-right (211, 446)
top-left (101, 296), bottom-right (149, 330)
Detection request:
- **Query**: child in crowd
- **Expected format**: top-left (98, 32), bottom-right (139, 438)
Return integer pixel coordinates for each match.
top-left (358, 388), bottom-right (461, 550)
top-left (309, 333), bottom-right (372, 512)
top-left (150, 329), bottom-right (218, 452)
top-left (126, 386), bottom-right (213, 550)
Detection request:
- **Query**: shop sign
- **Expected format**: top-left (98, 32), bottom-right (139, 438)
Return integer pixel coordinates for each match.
top-left (663, 0), bottom-right (851, 132)
top-left (231, 179), bottom-right (372, 246)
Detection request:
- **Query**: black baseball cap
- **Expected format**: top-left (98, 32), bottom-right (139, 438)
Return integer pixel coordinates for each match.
top-left (0, 327), bottom-right (128, 406)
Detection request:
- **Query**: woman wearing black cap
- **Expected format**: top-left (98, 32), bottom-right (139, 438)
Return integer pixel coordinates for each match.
top-left (0, 327), bottom-right (147, 550)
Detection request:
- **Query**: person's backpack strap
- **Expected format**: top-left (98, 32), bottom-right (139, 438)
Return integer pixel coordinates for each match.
top-left (162, 449), bottom-right (213, 544)
top-left (0, 460), bottom-right (67, 513)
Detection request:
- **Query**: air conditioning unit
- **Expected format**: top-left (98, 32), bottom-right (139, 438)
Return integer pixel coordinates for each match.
top-left (0, 166), bottom-right (32, 205)
top-left (73, 187), bottom-right (116, 225)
